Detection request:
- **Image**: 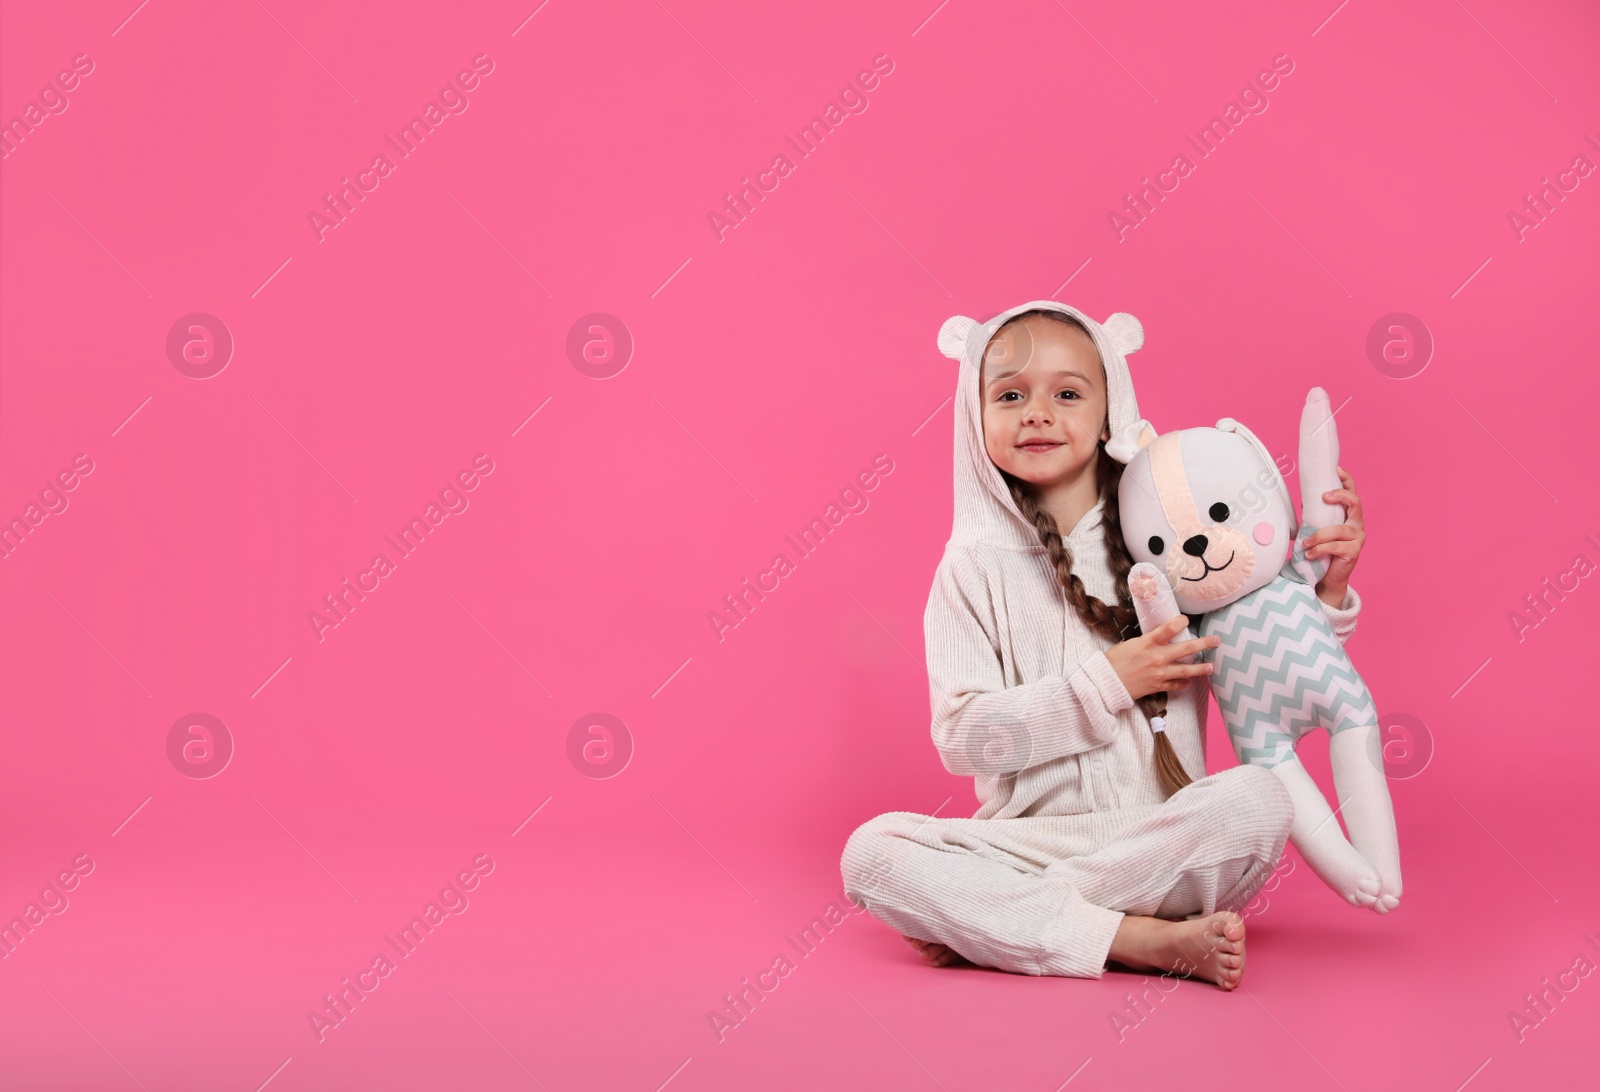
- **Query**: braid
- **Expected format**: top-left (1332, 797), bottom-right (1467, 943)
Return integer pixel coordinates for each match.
top-left (1098, 457), bottom-right (1140, 640)
top-left (1004, 449), bottom-right (1195, 797)
top-left (1010, 484), bottom-right (1122, 646)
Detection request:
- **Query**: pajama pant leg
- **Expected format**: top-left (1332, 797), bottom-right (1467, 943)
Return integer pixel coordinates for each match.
top-left (840, 764), bottom-right (1293, 978)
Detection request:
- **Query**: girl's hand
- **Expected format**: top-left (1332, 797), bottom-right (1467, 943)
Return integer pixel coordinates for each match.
top-left (1307, 465), bottom-right (1365, 606)
top-left (1105, 616), bottom-right (1219, 701)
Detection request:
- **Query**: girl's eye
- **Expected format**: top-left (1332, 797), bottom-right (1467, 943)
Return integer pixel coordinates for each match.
top-left (995, 389), bottom-right (1080, 403)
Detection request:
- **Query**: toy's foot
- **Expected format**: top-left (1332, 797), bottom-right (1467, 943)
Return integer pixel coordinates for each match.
top-left (1343, 874), bottom-right (1381, 910)
top-left (1369, 873), bottom-right (1402, 914)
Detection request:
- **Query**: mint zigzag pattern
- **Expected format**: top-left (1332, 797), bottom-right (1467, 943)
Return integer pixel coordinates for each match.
top-left (1201, 578), bottom-right (1377, 765)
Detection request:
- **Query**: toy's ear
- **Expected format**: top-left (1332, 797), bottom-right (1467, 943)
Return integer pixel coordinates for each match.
top-left (1218, 415), bottom-right (1296, 525)
top-left (1105, 418), bottom-right (1157, 464)
top-left (1101, 312), bottom-right (1144, 356)
top-left (938, 315), bottom-right (978, 361)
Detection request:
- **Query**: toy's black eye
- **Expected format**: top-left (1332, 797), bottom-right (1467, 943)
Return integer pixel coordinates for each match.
top-left (1148, 536), bottom-right (1165, 555)
top-left (1209, 502), bottom-right (1229, 522)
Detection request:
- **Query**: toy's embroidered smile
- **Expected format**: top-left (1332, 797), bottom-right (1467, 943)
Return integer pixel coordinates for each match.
top-left (1180, 550), bottom-right (1235, 580)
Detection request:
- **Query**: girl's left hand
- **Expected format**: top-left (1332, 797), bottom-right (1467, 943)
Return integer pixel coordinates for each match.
top-left (1306, 465), bottom-right (1365, 603)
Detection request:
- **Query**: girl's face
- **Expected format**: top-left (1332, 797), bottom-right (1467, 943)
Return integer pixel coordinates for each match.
top-left (980, 315), bottom-right (1110, 488)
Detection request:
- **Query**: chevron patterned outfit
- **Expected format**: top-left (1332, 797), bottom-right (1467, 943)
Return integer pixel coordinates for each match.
top-left (1199, 531), bottom-right (1378, 769)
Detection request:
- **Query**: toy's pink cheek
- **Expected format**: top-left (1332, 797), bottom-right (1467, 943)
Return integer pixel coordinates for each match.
top-left (1253, 522), bottom-right (1276, 545)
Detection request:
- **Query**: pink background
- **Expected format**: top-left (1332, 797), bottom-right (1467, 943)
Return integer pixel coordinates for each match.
top-left (2, 0), bottom-right (1597, 1088)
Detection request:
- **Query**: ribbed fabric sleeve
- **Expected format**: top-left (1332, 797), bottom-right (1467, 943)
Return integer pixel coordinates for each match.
top-left (1075, 651), bottom-right (1135, 716)
top-left (924, 547), bottom-right (1128, 777)
top-left (1320, 583), bottom-right (1361, 643)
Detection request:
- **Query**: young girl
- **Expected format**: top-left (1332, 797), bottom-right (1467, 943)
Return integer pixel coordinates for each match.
top-left (840, 302), bottom-right (1368, 988)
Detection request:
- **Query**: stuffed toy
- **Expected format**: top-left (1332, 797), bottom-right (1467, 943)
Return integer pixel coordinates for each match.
top-left (1106, 388), bottom-right (1401, 914)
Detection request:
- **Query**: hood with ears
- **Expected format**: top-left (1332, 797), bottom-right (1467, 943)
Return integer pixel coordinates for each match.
top-left (935, 300), bottom-right (1147, 551)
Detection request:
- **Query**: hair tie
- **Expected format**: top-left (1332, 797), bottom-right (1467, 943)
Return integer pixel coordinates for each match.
top-left (1149, 716), bottom-right (1166, 734)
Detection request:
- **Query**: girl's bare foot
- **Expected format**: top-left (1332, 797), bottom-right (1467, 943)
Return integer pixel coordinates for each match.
top-left (1106, 911), bottom-right (1247, 990)
top-left (902, 935), bottom-right (968, 967)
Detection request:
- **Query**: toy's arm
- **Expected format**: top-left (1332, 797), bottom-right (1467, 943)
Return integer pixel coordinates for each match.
top-left (1128, 563), bottom-right (1197, 663)
top-left (1292, 387), bottom-right (1344, 587)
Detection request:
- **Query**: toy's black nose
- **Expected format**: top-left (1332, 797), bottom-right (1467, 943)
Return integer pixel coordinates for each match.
top-left (1183, 535), bottom-right (1209, 557)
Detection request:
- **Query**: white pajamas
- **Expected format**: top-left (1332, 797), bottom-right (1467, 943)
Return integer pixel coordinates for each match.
top-left (842, 764), bottom-right (1293, 977)
top-left (841, 302), bottom-right (1361, 978)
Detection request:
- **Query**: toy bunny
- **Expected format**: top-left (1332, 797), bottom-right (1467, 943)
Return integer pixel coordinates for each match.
top-left (1106, 388), bottom-right (1401, 914)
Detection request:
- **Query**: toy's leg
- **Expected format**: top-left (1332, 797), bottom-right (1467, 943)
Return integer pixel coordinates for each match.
top-left (1328, 724), bottom-right (1402, 913)
top-left (1268, 756), bottom-right (1382, 909)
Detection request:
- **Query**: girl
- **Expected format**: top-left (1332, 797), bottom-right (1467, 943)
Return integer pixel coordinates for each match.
top-left (840, 302), bottom-right (1369, 988)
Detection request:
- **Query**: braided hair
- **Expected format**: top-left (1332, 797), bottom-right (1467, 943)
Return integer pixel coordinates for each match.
top-left (986, 311), bottom-right (1194, 797)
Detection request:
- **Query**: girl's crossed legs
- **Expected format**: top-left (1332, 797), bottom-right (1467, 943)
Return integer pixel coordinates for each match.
top-left (841, 764), bottom-right (1293, 988)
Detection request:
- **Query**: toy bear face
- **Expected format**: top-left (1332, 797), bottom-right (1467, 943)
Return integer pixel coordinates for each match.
top-left (1118, 427), bottom-right (1293, 615)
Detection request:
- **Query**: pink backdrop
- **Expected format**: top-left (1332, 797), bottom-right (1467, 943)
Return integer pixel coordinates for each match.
top-left (2, 1), bottom-right (1597, 1088)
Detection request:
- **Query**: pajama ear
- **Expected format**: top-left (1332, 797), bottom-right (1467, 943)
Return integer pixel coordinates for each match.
top-left (1105, 418), bottom-right (1157, 463)
top-left (937, 315), bottom-right (978, 361)
top-left (1101, 312), bottom-right (1144, 356)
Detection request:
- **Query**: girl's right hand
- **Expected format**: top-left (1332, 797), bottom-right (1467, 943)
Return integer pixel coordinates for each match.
top-left (1104, 616), bottom-right (1218, 700)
